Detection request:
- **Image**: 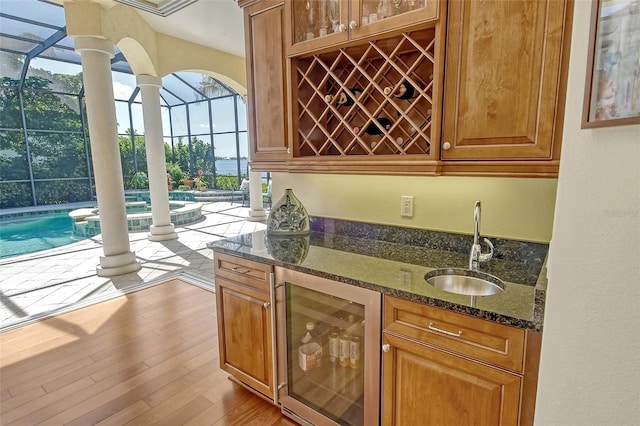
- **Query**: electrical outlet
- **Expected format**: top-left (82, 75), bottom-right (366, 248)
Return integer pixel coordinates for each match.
top-left (399, 269), bottom-right (412, 290)
top-left (400, 195), bottom-right (414, 217)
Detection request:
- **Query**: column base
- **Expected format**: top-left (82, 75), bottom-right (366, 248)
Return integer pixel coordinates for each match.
top-left (247, 209), bottom-right (267, 222)
top-left (96, 251), bottom-right (141, 277)
top-left (148, 224), bottom-right (178, 241)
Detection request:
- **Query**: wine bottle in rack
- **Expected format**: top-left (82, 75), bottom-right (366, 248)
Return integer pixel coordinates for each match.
top-left (353, 117), bottom-right (392, 136)
top-left (324, 87), bottom-right (363, 106)
top-left (383, 80), bottom-right (415, 100)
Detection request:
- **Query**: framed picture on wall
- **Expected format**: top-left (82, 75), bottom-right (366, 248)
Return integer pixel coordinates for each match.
top-left (582, 0), bottom-right (640, 128)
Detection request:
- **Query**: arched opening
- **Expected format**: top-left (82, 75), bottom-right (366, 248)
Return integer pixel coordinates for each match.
top-left (0, 1), bottom-right (264, 209)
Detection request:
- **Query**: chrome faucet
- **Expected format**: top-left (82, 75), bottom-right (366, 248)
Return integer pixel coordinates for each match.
top-left (469, 201), bottom-right (494, 271)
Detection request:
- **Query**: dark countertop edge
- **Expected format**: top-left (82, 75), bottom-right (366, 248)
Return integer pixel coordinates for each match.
top-left (532, 254), bottom-right (549, 331)
top-left (211, 245), bottom-right (544, 332)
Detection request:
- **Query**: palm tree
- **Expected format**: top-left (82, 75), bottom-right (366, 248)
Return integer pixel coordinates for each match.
top-left (197, 76), bottom-right (231, 99)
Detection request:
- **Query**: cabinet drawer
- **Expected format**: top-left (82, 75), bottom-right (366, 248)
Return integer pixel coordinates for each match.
top-left (383, 296), bottom-right (525, 372)
top-left (214, 252), bottom-right (272, 293)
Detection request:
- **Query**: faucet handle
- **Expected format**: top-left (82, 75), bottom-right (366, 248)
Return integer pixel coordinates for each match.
top-left (479, 238), bottom-right (494, 263)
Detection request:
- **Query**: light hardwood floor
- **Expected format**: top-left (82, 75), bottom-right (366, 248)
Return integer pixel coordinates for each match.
top-left (0, 279), bottom-right (296, 425)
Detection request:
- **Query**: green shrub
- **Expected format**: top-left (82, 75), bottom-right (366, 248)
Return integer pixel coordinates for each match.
top-left (216, 174), bottom-right (241, 190)
top-left (178, 185), bottom-right (190, 191)
top-left (129, 171), bottom-right (148, 189)
top-left (166, 162), bottom-right (183, 186)
top-left (0, 182), bottom-right (33, 208)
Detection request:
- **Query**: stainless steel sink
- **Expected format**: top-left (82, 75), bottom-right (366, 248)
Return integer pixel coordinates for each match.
top-left (424, 268), bottom-right (505, 296)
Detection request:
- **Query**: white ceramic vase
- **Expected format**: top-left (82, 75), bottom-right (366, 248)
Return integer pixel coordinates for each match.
top-left (267, 188), bottom-right (310, 235)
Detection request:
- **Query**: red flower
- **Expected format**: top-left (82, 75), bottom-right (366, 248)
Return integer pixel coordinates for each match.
top-left (198, 169), bottom-right (203, 176)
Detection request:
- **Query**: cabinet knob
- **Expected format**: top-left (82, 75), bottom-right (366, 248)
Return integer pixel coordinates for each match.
top-left (442, 141), bottom-right (451, 150)
top-left (263, 302), bottom-right (271, 309)
top-left (382, 343), bottom-right (391, 352)
top-left (349, 20), bottom-right (358, 29)
top-left (338, 23), bottom-right (347, 32)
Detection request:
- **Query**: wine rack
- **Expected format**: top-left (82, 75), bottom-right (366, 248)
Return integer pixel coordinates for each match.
top-left (291, 29), bottom-right (437, 159)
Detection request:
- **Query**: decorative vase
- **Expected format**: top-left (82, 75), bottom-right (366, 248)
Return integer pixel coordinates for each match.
top-left (267, 188), bottom-right (310, 235)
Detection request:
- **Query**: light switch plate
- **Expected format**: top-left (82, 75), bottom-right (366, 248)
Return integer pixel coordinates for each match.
top-left (401, 196), bottom-right (414, 217)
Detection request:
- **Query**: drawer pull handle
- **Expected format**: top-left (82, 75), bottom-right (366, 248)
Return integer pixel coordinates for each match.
top-left (263, 302), bottom-right (271, 309)
top-left (428, 322), bottom-right (463, 337)
top-left (231, 267), bottom-right (250, 274)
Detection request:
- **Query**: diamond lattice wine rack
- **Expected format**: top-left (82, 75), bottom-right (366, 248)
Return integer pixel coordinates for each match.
top-left (291, 29), bottom-right (437, 160)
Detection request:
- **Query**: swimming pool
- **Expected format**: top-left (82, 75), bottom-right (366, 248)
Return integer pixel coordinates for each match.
top-left (1, 198), bottom-right (204, 259)
top-left (0, 211), bottom-right (81, 259)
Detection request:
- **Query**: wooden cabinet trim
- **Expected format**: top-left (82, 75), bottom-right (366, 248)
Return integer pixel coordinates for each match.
top-left (519, 330), bottom-right (543, 426)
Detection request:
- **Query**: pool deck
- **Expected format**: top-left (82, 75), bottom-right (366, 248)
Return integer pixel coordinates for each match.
top-left (0, 202), bottom-right (266, 331)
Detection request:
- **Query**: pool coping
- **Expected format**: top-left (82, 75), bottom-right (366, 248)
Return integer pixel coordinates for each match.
top-left (70, 201), bottom-right (204, 236)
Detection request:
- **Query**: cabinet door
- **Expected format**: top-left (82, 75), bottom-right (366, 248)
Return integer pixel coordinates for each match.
top-left (216, 277), bottom-right (274, 398)
top-left (350, 0), bottom-right (440, 41)
top-left (244, 1), bottom-right (290, 162)
top-left (285, 0), bottom-right (440, 56)
top-left (441, 0), bottom-right (568, 161)
top-left (382, 333), bottom-right (521, 426)
top-left (285, 0), bottom-right (350, 56)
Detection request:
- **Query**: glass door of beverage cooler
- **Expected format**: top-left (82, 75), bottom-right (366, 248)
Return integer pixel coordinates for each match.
top-left (275, 267), bottom-right (381, 426)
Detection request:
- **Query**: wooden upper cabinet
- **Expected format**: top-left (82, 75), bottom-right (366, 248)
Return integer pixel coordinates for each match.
top-left (241, 0), bottom-right (571, 176)
top-left (441, 0), bottom-right (570, 162)
top-left (242, 0), bottom-right (290, 162)
top-left (285, 0), bottom-right (440, 56)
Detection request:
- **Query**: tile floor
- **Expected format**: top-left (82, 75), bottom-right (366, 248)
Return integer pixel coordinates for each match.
top-left (0, 202), bottom-right (266, 331)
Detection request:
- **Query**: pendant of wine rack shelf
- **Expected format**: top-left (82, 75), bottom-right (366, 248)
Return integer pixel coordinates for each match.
top-left (293, 29), bottom-right (436, 158)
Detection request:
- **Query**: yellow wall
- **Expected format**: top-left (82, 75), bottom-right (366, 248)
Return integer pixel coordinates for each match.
top-left (272, 173), bottom-right (557, 243)
top-left (63, 0), bottom-right (247, 94)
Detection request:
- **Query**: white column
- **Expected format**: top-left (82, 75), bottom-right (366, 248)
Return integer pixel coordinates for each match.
top-left (243, 95), bottom-right (267, 221)
top-left (248, 166), bottom-right (267, 221)
top-left (75, 36), bottom-right (140, 277)
top-left (137, 75), bottom-right (178, 242)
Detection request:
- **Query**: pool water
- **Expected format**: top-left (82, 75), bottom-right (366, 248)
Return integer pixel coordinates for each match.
top-left (0, 213), bottom-right (80, 259)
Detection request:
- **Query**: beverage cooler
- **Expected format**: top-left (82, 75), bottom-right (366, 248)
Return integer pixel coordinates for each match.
top-left (275, 267), bottom-right (381, 426)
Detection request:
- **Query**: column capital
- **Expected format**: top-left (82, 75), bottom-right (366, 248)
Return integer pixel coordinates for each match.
top-left (136, 74), bottom-right (163, 88)
top-left (74, 36), bottom-right (114, 58)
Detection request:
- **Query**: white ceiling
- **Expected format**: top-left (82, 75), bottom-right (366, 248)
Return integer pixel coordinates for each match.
top-left (122, 0), bottom-right (246, 57)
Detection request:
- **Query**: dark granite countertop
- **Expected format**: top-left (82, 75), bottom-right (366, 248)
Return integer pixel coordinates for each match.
top-left (208, 217), bottom-right (548, 332)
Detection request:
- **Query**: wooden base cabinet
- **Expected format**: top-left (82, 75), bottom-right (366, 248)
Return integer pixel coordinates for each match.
top-left (382, 296), bottom-right (541, 426)
top-left (382, 332), bottom-right (521, 425)
top-left (214, 252), bottom-right (276, 400)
